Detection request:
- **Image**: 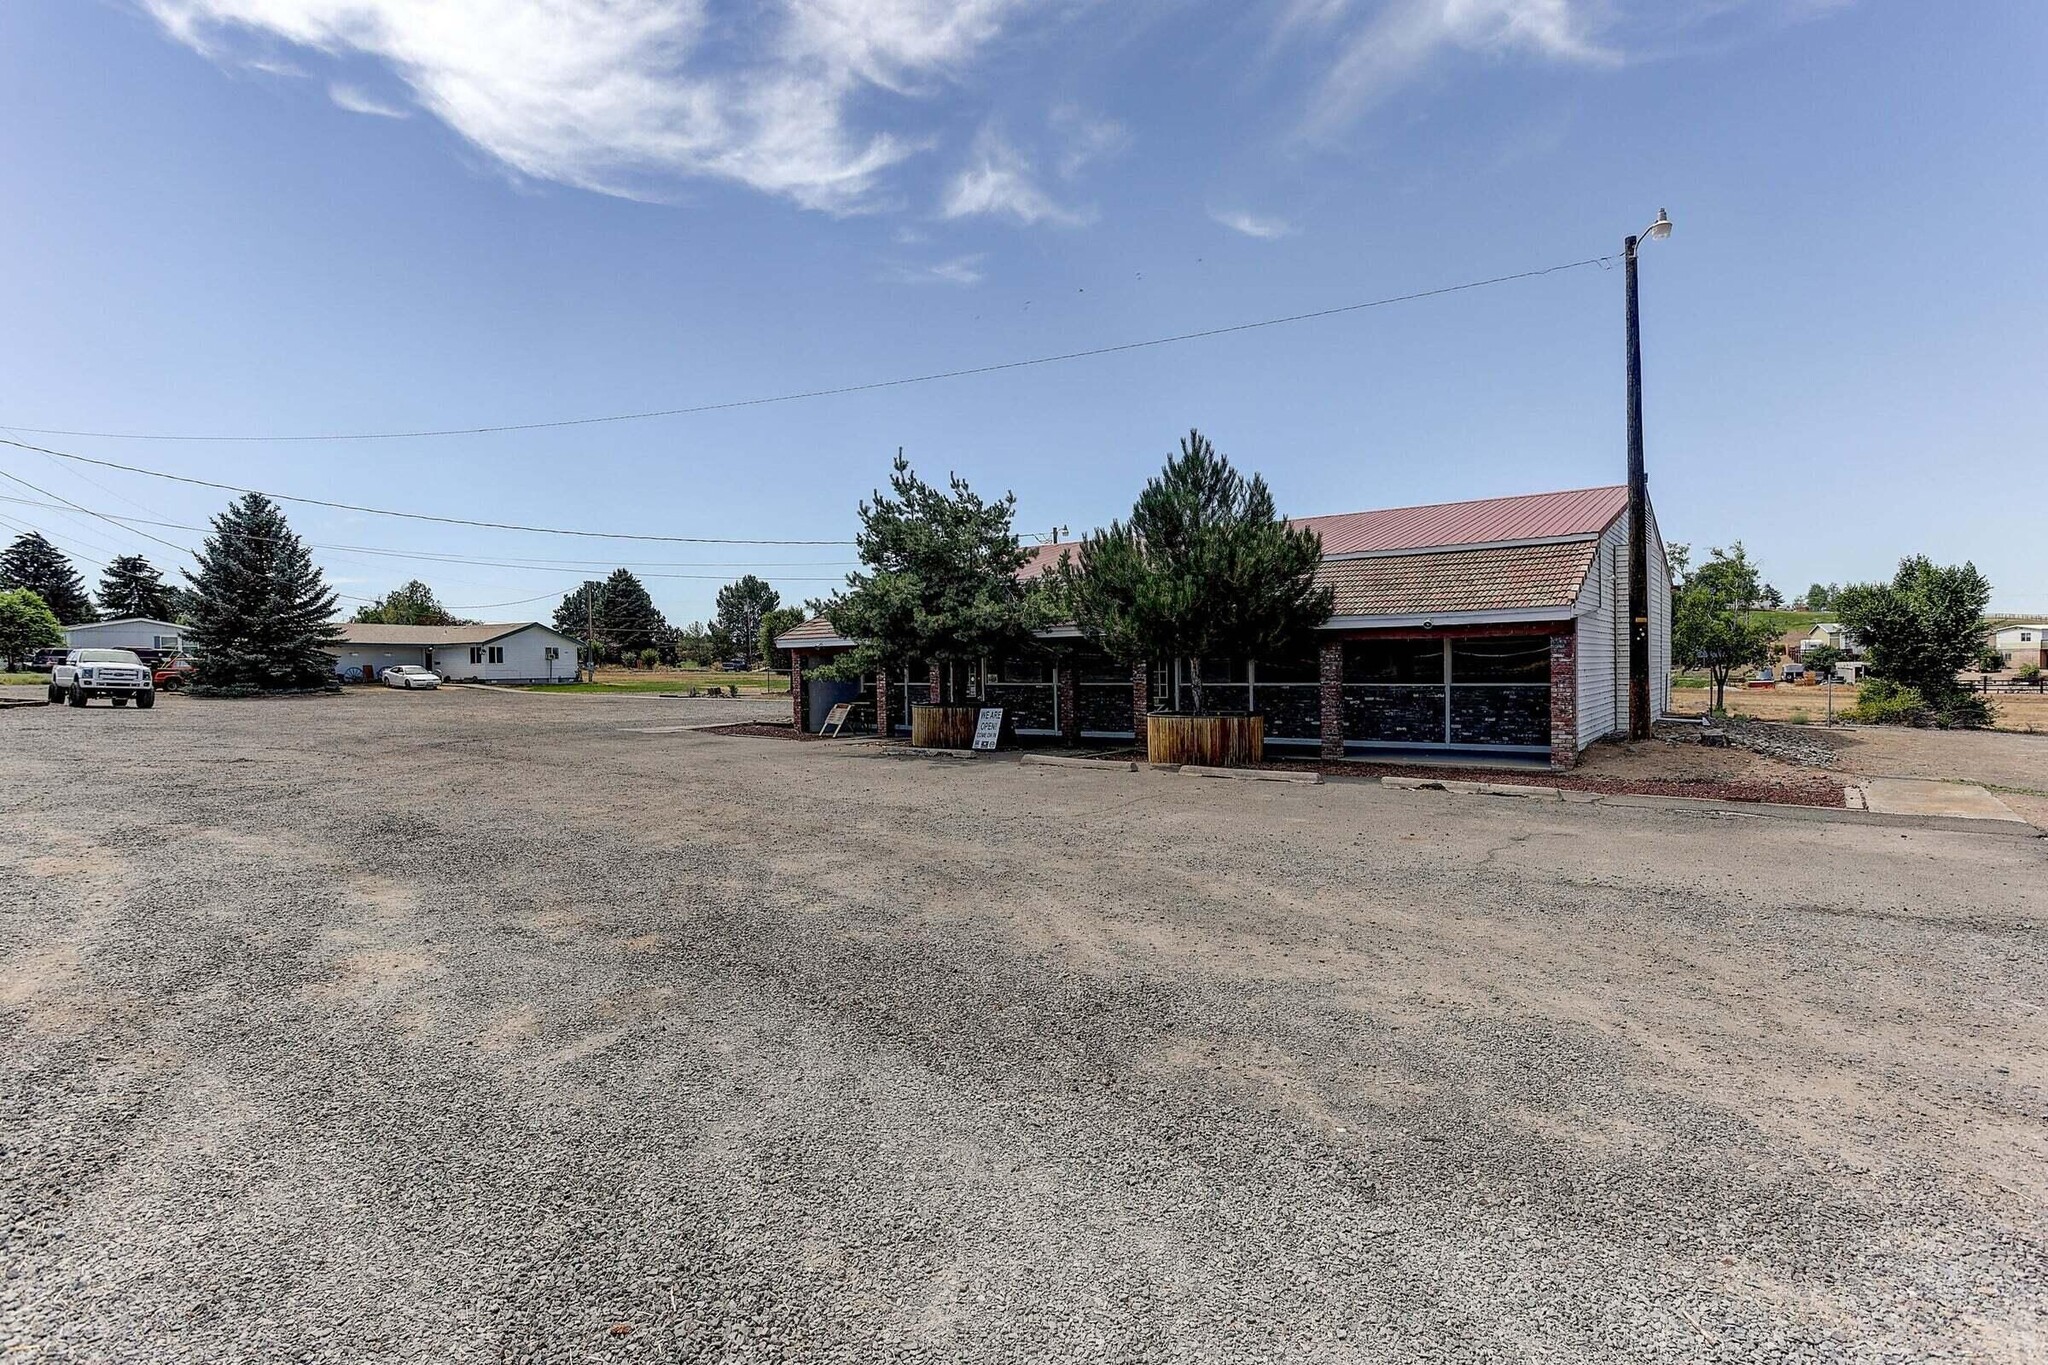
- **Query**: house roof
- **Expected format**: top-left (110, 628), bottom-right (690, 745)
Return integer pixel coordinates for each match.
top-left (779, 484), bottom-right (1636, 648)
top-left (65, 616), bottom-right (183, 631)
top-left (1293, 485), bottom-right (1627, 556)
top-left (328, 621), bottom-right (570, 648)
top-left (1317, 540), bottom-right (1599, 618)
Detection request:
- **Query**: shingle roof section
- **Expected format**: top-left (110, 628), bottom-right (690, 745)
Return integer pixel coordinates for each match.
top-left (1295, 485), bottom-right (1626, 555)
top-left (329, 622), bottom-right (565, 647)
top-left (1317, 541), bottom-right (1598, 617)
top-left (775, 616), bottom-right (854, 647)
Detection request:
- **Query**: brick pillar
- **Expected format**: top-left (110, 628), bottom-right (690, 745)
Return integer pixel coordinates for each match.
top-left (791, 652), bottom-right (806, 731)
top-left (1550, 630), bottom-right (1578, 769)
top-left (1319, 640), bottom-right (1344, 759)
top-left (1131, 661), bottom-right (1149, 734)
top-left (1058, 651), bottom-right (1080, 742)
top-left (874, 670), bottom-right (890, 737)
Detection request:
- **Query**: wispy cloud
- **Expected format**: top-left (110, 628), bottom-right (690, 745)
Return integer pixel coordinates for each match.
top-left (1211, 207), bottom-right (1294, 239)
top-left (883, 253), bottom-right (987, 285)
top-left (1049, 104), bottom-right (1129, 178)
top-left (1281, 0), bottom-right (1621, 134)
top-left (942, 126), bottom-right (1091, 226)
top-left (328, 82), bottom-right (408, 118)
top-left (143, 0), bottom-right (1034, 214)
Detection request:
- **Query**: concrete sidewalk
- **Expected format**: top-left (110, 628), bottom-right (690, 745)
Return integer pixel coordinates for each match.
top-left (1858, 776), bottom-right (2026, 823)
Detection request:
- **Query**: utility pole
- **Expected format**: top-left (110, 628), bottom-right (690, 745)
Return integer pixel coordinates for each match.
top-left (1624, 209), bottom-right (1671, 741)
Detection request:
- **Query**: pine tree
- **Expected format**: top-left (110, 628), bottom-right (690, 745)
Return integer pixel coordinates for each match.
top-left (1055, 430), bottom-right (1331, 715)
top-left (0, 532), bottom-right (94, 625)
top-left (597, 568), bottom-right (667, 657)
top-left (97, 554), bottom-right (176, 620)
top-left (715, 575), bottom-right (781, 667)
top-left (184, 494), bottom-right (341, 690)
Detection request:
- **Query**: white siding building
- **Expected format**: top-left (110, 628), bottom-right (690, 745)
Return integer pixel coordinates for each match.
top-left (63, 617), bottom-right (187, 654)
top-left (328, 622), bottom-right (578, 684)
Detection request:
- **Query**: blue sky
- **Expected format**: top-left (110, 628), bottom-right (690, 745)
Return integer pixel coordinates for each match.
top-left (1, 0), bottom-right (2043, 623)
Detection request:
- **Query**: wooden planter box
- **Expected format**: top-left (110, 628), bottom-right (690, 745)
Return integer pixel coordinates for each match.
top-left (911, 704), bottom-right (980, 750)
top-left (1147, 713), bottom-right (1264, 767)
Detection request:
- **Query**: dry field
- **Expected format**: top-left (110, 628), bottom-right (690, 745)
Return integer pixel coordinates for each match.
top-left (1670, 679), bottom-right (2048, 733)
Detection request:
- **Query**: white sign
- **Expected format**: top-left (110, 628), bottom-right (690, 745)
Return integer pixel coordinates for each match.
top-left (972, 707), bottom-right (1004, 751)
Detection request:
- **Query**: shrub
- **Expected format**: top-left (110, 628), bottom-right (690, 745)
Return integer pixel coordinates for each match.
top-left (638, 648), bottom-right (660, 669)
top-left (1847, 678), bottom-right (1928, 726)
top-left (1786, 709), bottom-right (1810, 726)
top-left (2019, 664), bottom-right (2043, 685)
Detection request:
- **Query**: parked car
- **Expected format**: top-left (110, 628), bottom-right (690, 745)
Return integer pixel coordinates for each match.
top-left (27, 647), bottom-right (68, 673)
top-left (381, 665), bottom-right (441, 690)
top-left (49, 649), bottom-right (156, 708)
top-left (722, 657), bottom-right (750, 671)
top-left (153, 656), bottom-right (196, 691)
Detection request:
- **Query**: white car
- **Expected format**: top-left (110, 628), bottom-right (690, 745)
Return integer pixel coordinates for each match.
top-left (382, 665), bottom-right (442, 690)
top-left (50, 649), bottom-right (156, 708)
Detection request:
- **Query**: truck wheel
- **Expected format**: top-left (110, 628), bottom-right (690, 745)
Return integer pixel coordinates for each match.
top-left (68, 684), bottom-right (87, 707)
top-left (47, 684), bottom-right (61, 703)
top-left (136, 691), bottom-right (155, 709)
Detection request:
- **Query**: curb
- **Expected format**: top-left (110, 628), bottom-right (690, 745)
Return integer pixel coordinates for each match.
top-left (1180, 765), bottom-right (1323, 785)
top-left (1382, 776), bottom-right (1560, 800)
top-left (1021, 754), bottom-right (1137, 773)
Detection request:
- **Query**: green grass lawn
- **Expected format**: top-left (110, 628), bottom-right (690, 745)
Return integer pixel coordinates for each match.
top-left (515, 670), bottom-right (790, 696)
top-left (2, 672), bottom-right (45, 686)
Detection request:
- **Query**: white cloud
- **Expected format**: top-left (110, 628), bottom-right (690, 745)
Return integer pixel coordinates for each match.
top-left (1211, 207), bottom-right (1294, 239)
top-left (884, 253), bottom-right (987, 285)
top-left (1284, 0), bottom-right (1621, 133)
top-left (143, 0), bottom-right (1032, 213)
top-left (941, 126), bottom-right (1090, 227)
top-left (328, 81), bottom-right (408, 118)
top-left (1048, 103), bottom-right (1128, 178)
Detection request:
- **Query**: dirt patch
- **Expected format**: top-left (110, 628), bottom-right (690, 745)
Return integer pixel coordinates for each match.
top-left (701, 721), bottom-right (822, 741)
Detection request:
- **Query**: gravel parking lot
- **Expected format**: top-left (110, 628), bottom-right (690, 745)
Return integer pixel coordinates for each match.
top-left (3, 687), bottom-right (2044, 1363)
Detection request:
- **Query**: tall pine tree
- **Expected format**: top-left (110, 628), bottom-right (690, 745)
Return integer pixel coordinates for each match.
top-left (184, 494), bottom-right (341, 690)
top-left (0, 532), bottom-right (94, 625)
top-left (598, 568), bottom-right (668, 657)
top-left (97, 554), bottom-right (177, 620)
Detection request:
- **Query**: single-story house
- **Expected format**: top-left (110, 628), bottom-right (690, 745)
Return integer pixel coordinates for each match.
top-left (63, 617), bottom-right (186, 654)
top-left (776, 484), bottom-right (1672, 769)
top-left (1798, 623), bottom-right (1859, 659)
top-left (326, 622), bottom-right (579, 684)
top-left (1989, 625), bottom-right (2047, 671)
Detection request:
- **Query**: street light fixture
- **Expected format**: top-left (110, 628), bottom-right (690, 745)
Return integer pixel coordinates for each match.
top-left (1624, 208), bottom-right (1671, 741)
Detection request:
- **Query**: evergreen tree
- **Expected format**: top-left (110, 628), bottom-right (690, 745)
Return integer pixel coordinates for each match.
top-left (715, 575), bottom-right (781, 667)
top-left (353, 579), bottom-right (470, 626)
top-left (97, 554), bottom-right (176, 620)
top-left (758, 605), bottom-right (806, 671)
top-left (597, 568), bottom-right (668, 657)
top-left (183, 494), bottom-right (341, 690)
top-left (0, 588), bottom-right (64, 670)
top-left (0, 532), bottom-right (94, 625)
top-left (814, 453), bottom-right (1050, 696)
top-left (1055, 430), bottom-right (1331, 714)
top-left (554, 580), bottom-right (607, 660)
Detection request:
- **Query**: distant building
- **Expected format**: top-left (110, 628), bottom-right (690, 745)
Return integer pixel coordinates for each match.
top-left (63, 617), bottom-right (185, 654)
top-left (1989, 625), bottom-right (2047, 671)
top-left (326, 622), bottom-right (579, 684)
top-left (1798, 623), bottom-right (1859, 659)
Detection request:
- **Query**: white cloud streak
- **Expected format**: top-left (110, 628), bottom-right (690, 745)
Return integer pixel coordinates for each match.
top-left (327, 81), bottom-right (408, 118)
top-left (1284, 0), bottom-right (1621, 133)
top-left (1211, 208), bottom-right (1295, 239)
top-left (941, 126), bottom-right (1090, 227)
top-left (883, 253), bottom-right (987, 285)
top-left (144, 0), bottom-right (1030, 213)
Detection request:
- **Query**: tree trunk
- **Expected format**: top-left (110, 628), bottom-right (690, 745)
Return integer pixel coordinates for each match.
top-left (1187, 655), bottom-right (1204, 715)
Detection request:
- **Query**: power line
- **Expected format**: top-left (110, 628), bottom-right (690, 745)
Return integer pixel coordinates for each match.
top-left (0, 254), bottom-right (1616, 443)
top-left (0, 437), bottom-right (855, 545)
top-left (0, 494), bottom-right (855, 570)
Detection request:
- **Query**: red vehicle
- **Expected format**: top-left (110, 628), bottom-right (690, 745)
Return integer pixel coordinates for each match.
top-left (153, 656), bottom-right (196, 691)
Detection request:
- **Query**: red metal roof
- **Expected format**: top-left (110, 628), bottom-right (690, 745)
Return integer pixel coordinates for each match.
top-left (1292, 485), bottom-right (1626, 556)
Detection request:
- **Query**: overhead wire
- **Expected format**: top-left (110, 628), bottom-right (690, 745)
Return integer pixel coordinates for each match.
top-left (0, 253), bottom-right (1616, 442)
top-left (0, 436), bottom-right (854, 545)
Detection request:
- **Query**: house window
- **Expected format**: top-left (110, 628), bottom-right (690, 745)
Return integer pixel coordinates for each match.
top-left (470, 647), bottom-right (484, 664)
top-left (488, 646), bottom-right (504, 664)
top-left (2023, 633), bottom-right (2034, 643)
top-left (544, 647), bottom-right (559, 661)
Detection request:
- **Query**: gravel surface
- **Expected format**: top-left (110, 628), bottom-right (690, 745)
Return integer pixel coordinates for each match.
top-left (3, 687), bottom-right (2044, 1363)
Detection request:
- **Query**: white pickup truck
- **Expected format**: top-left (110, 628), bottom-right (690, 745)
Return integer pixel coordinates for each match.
top-left (50, 648), bottom-right (157, 708)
